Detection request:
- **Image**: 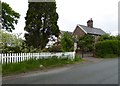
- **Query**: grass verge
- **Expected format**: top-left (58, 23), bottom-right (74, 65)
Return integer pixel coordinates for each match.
top-left (2, 55), bottom-right (82, 76)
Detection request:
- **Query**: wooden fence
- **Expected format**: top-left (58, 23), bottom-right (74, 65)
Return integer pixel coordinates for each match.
top-left (0, 52), bottom-right (75, 64)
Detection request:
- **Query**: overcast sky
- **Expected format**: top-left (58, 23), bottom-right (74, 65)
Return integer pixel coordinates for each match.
top-left (2, 0), bottom-right (119, 38)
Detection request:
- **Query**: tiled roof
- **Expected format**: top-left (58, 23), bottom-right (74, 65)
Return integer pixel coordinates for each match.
top-left (78, 24), bottom-right (106, 36)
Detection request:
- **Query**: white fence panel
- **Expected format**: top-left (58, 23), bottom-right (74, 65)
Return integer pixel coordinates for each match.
top-left (0, 52), bottom-right (75, 64)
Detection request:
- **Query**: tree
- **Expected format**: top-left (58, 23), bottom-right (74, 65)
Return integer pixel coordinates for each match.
top-left (78, 34), bottom-right (94, 58)
top-left (1, 2), bottom-right (20, 32)
top-left (24, 1), bottom-right (60, 50)
top-left (61, 32), bottom-right (74, 52)
top-left (98, 34), bottom-right (117, 41)
top-left (0, 30), bottom-right (23, 53)
top-left (116, 35), bottom-right (120, 40)
top-left (0, 1), bottom-right (2, 29)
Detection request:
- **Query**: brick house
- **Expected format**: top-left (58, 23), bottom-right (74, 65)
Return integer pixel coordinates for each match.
top-left (73, 18), bottom-right (106, 40)
top-left (50, 19), bottom-right (106, 48)
top-left (72, 19), bottom-right (106, 56)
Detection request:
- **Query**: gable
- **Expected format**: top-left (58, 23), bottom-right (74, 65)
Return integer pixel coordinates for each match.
top-left (73, 26), bottom-right (86, 37)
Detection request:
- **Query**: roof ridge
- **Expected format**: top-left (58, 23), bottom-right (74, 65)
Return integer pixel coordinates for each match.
top-left (77, 24), bottom-right (106, 36)
top-left (78, 24), bottom-right (101, 30)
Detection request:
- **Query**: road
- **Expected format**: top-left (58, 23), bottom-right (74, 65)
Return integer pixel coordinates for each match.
top-left (2, 58), bottom-right (118, 84)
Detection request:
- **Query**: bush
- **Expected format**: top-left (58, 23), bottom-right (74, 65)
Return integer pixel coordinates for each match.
top-left (98, 34), bottom-right (117, 41)
top-left (48, 45), bottom-right (62, 52)
top-left (74, 55), bottom-right (82, 61)
top-left (95, 40), bottom-right (120, 58)
top-left (61, 32), bottom-right (74, 52)
top-left (3, 46), bottom-right (21, 53)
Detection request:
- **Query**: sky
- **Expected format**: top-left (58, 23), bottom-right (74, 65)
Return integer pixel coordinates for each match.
top-left (118, 1), bottom-right (120, 35)
top-left (2, 0), bottom-right (119, 38)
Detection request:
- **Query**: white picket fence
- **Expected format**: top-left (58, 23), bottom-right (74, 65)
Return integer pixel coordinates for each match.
top-left (0, 52), bottom-right (75, 64)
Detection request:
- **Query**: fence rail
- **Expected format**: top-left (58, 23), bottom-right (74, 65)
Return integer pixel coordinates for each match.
top-left (0, 52), bottom-right (75, 64)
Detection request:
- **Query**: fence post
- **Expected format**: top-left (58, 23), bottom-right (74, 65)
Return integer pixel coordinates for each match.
top-left (30, 53), bottom-right (32, 59)
top-left (25, 53), bottom-right (27, 61)
top-left (17, 53), bottom-right (19, 63)
top-left (16, 53), bottom-right (20, 63)
top-left (6, 53), bottom-right (9, 64)
top-left (9, 53), bottom-right (11, 63)
top-left (73, 52), bottom-right (75, 60)
top-left (16, 53), bottom-right (18, 63)
top-left (11, 53), bottom-right (13, 63)
top-left (19, 53), bottom-right (23, 62)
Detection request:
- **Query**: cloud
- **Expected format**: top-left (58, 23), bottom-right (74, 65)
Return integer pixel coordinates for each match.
top-left (56, 0), bottom-right (118, 35)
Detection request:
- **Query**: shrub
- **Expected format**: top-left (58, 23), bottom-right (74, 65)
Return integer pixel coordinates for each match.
top-left (95, 40), bottom-right (120, 58)
top-left (74, 55), bottom-right (82, 61)
top-left (2, 46), bottom-right (21, 53)
top-left (48, 45), bottom-right (62, 52)
top-left (98, 34), bottom-right (117, 41)
top-left (61, 32), bottom-right (74, 52)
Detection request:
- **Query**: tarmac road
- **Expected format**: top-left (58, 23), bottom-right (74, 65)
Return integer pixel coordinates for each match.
top-left (2, 58), bottom-right (118, 84)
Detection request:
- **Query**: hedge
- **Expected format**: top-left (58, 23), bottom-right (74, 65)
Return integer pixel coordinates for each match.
top-left (95, 40), bottom-right (120, 58)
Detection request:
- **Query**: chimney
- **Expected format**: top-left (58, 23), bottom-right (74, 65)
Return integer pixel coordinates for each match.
top-left (87, 18), bottom-right (93, 28)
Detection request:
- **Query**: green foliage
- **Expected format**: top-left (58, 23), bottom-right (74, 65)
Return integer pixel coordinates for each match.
top-left (47, 45), bottom-right (62, 52)
top-left (20, 43), bottom-right (42, 53)
top-left (24, 2), bottom-right (60, 49)
top-left (98, 34), bottom-right (117, 41)
top-left (77, 34), bottom-right (94, 57)
top-left (2, 56), bottom-right (82, 76)
top-left (78, 34), bottom-right (94, 52)
top-left (3, 46), bottom-right (21, 53)
top-left (116, 35), bottom-right (120, 40)
top-left (0, 30), bottom-right (23, 53)
top-left (61, 32), bottom-right (74, 52)
top-left (2, 2), bottom-right (20, 32)
top-left (95, 40), bottom-right (120, 58)
top-left (74, 55), bottom-right (82, 61)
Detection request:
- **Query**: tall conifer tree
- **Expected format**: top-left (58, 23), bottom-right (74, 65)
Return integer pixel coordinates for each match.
top-left (24, 0), bottom-right (60, 49)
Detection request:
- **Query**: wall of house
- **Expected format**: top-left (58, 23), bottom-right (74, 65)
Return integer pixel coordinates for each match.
top-left (73, 26), bottom-right (86, 38)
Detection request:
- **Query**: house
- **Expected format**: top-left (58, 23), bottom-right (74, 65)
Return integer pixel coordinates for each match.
top-left (47, 18), bottom-right (106, 48)
top-left (73, 18), bottom-right (106, 40)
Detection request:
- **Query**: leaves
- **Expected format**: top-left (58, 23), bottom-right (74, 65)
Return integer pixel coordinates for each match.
top-left (98, 34), bottom-right (117, 41)
top-left (1, 2), bottom-right (20, 32)
top-left (61, 32), bottom-right (74, 52)
top-left (78, 34), bottom-right (94, 51)
top-left (95, 40), bottom-right (120, 58)
top-left (0, 30), bottom-right (23, 53)
top-left (24, 2), bottom-right (60, 49)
